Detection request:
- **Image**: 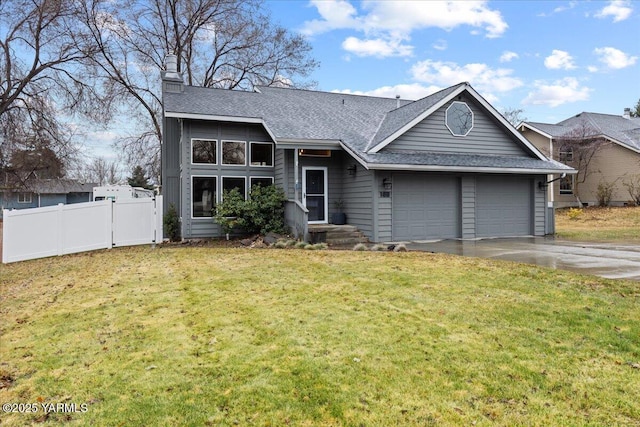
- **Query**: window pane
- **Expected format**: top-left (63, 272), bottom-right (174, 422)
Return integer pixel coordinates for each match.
top-left (223, 177), bottom-right (246, 199)
top-left (192, 139), bottom-right (216, 164)
top-left (222, 141), bottom-right (246, 165)
top-left (446, 102), bottom-right (473, 136)
top-left (305, 169), bottom-right (324, 194)
top-left (193, 177), bottom-right (216, 217)
top-left (250, 143), bottom-right (273, 166)
top-left (250, 177), bottom-right (273, 190)
top-left (559, 176), bottom-right (573, 194)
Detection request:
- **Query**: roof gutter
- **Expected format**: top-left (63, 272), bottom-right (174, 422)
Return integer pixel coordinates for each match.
top-left (367, 163), bottom-right (577, 175)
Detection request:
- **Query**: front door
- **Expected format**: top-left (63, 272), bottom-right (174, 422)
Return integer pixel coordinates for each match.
top-left (302, 167), bottom-right (328, 224)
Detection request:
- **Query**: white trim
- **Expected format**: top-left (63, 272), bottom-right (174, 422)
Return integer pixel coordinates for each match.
top-left (17, 192), bottom-right (32, 203)
top-left (518, 122), bottom-right (555, 140)
top-left (249, 141), bottom-right (274, 167)
top-left (276, 139), bottom-right (342, 149)
top-left (367, 163), bottom-right (576, 175)
top-left (302, 166), bottom-right (328, 224)
top-left (191, 175), bottom-right (217, 219)
top-left (164, 112), bottom-right (278, 143)
top-left (368, 85), bottom-right (467, 153)
top-left (339, 142), bottom-right (371, 170)
top-left (221, 176), bottom-right (247, 200)
top-left (445, 101), bottom-right (474, 137)
top-left (191, 138), bottom-right (217, 165)
top-left (221, 140), bottom-right (247, 166)
top-left (463, 86), bottom-right (550, 161)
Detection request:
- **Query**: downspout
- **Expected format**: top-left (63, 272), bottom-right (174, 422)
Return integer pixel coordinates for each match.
top-left (549, 138), bottom-right (554, 207)
top-left (294, 148), bottom-right (299, 202)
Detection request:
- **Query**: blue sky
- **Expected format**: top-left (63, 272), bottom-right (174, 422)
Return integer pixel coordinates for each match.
top-left (265, 0), bottom-right (639, 123)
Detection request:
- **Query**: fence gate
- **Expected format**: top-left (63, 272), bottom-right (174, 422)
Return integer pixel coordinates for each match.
top-left (2, 196), bottom-right (163, 264)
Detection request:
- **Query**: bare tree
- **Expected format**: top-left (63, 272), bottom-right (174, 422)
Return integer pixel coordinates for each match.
top-left (73, 156), bottom-right (122, 186)
top-left (501, 107), bottom-right (527, 127)
top-left (555, 120), bottom-right (609, 205)
top-left (0, 0), bottom-right (100, 189)
top-left (78, 0), bottom-right (318, 184)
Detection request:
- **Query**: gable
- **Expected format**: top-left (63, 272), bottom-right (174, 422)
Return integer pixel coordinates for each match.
top-left (383, 94), bottom-right (529, 157)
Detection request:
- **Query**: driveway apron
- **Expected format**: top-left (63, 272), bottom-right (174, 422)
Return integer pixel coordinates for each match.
top-left (406, 237), bottom-right (640, 281)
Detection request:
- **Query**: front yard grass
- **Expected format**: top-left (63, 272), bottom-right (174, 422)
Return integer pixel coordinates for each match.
top-left (555, 206), bottom-right (640, 242)
top-left (1, 246), bottom-right (639, 426)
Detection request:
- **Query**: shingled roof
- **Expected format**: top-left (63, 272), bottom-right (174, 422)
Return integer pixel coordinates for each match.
top-left (523, 112), bottom-right (640, 153)
top-left (164, 82), bottom-right (573, 173)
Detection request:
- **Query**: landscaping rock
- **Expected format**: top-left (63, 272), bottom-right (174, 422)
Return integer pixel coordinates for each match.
top-left (263, 232), bottom-right (282, 245)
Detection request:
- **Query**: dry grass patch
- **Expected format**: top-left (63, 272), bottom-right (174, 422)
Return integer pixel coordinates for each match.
top-left (556, 206), bottom-right (640, 241)
top-left (1, 246), bottom-right (639, 426)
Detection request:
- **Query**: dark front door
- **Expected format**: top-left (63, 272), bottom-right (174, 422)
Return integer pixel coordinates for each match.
top-left (303, 167), bottom-right (327, 223)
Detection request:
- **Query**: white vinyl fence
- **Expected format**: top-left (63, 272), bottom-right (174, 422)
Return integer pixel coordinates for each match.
top-left (2, 196), bottom-right (163, 264)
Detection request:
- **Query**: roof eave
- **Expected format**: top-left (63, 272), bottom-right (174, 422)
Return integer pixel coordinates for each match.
top-left (367, 163), bottom-right (576, 175)
top-left (164, 111), bottom-right (278, 143)
top-left (367, 84), bottom-right (468, 154)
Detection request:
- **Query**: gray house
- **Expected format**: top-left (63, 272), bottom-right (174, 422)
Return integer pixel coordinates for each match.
top-left (0, 178), bottom-right (95, 219)
top-left (161, 57), bottom-right (573, 242)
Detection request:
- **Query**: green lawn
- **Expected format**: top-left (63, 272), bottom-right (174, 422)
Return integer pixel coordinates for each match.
top-left (1, 246), bottom-right (639, 426)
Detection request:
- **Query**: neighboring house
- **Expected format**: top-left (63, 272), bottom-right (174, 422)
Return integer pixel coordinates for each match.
top-left (0, 178), bottom-right (95, 218)
top-left (161, 55), bottom-right (573, 242)
top-left (518, 110), bottom-right (640, 207)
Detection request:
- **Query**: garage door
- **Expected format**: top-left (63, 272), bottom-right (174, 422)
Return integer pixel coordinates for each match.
top-left (392, 174), bottom-right (460, 241)
top-left (476, 176), bottom-right (532, 237)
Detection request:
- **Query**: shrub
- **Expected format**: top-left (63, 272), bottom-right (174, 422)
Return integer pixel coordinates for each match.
top-left (163, 203), bottom-right (181, 241)
top-left (353, 243), bottom-right (368, 251)
top-left (567, 207), bottom-right (583, 220)
top-left (213, 185), bottom-right (287, 235)
top-left (370, 244), bottom-right (386, 251)
top-left (622, 174), bottom-right (640, 206)
top-left (596, 180), bottom-right (615, 207)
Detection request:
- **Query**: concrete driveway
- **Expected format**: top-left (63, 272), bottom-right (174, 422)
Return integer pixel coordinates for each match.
top-left (406, 237), bottom-right (640, 281)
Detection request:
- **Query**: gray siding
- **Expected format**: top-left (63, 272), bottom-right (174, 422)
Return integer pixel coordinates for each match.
top-left (534, 177), bottom-right (546, 235)
top-left (387, 95), bottom-right (528, 157)
top-left (342, 162), bottom-right (373, 238)
top-left (373, 172), bottom-right (392, 242)
top-left (180, 120), bottom-right (275, 238)
top-left (162, 116), bottom-right (181, 217)
top-left (461, 176), bottom-right (476, 239)
top-left (274, 148), bottom-right (287, 197)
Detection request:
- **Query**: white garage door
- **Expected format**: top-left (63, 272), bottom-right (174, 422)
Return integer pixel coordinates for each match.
top-left (476, 176), bottom-right (532, 237)
top-left (392, 174), bottom-right (460, 241)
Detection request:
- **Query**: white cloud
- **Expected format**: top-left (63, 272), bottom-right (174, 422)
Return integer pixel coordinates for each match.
top-left (587, 65), bottom-right (599, 73)
top-left (593, 47), bottom-right (638, 69)
top-left (301, 1), bottom-right (508, 57)
top-left (333, 83), bottom-right (442, 100)
top-left (300, 0), bottom-right (359, 35)
top-left (522, 78), bottom-right (591, 107)
top-left (595, 0), bottom-right (633, 22)
top-left (432, 39), bottom-right (448, 51)
top-left (544, 50), bottom-right (576, 70)
top-left (499, 51), bottom-right (519, 63)
top-left (342, 36), bottom-right (413, 57)
top-left (410, 60), bottom-right (523, 96)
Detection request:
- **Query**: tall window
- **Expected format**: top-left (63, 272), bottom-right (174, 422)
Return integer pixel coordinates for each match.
top-left (192, 139), bottom-right (217, 164)
top-left (558, 145), bottom-right (574, 162)
top-left (250, 142), bottom-right (274, 166)
top-left (222, 141), bottom-right (246, 165)
top-left (559, 175), bottom-right (573, 195)
top-left (192, 177), bottom-right (217, 217)
top-left (222, 177), bottom-right (246, 200)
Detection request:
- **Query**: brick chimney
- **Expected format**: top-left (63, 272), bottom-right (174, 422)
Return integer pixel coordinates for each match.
top-left (623, 107), bottom-right (631, 119)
